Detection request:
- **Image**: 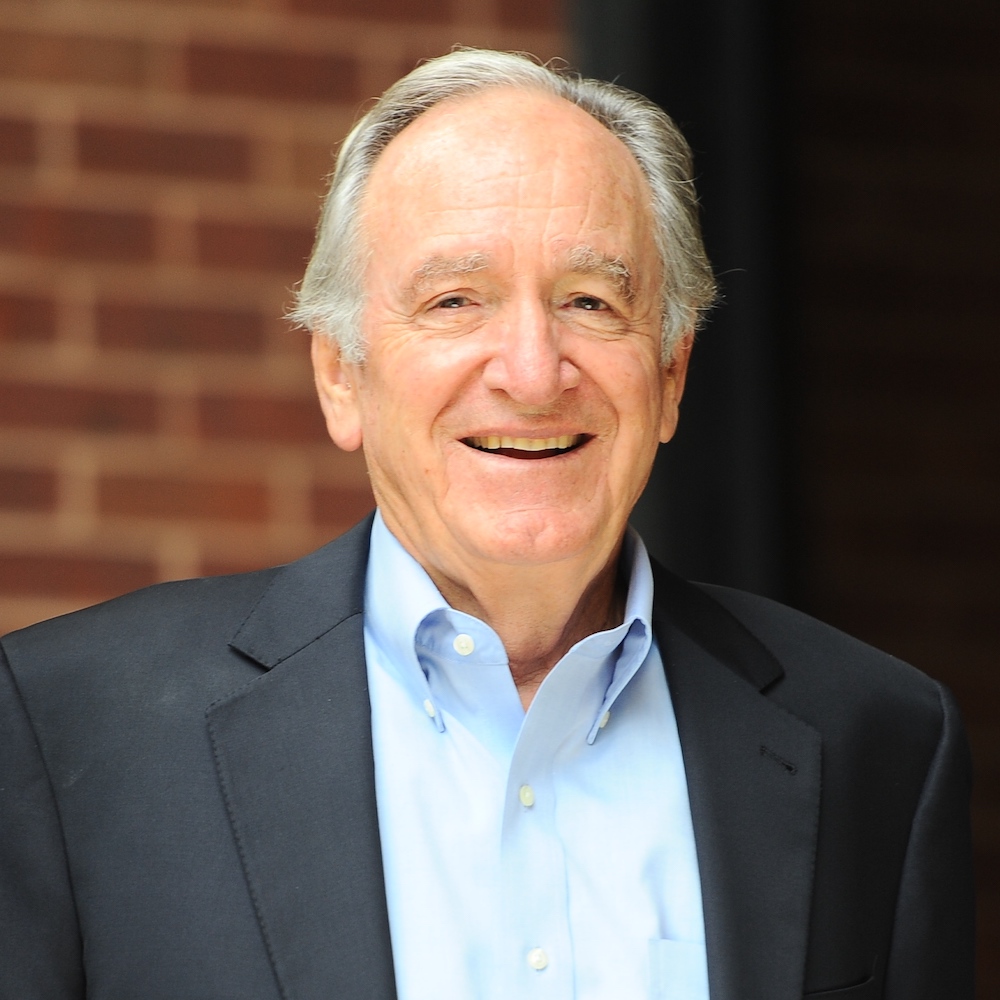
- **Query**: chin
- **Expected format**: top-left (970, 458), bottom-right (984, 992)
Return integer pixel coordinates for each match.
top-left (460, 507), bottom-right (611, 568)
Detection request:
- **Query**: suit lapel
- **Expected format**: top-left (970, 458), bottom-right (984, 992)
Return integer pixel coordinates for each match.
top-left (652, 566), bottom-right (821, 1000)
top-left (208, 517), bottom-right (397, 1000)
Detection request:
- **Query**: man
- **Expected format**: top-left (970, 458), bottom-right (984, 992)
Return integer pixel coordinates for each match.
top-left (0, 49), bottom-right (973, 1000)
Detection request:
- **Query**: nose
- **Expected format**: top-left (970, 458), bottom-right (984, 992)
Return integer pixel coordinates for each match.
top-left (481, 297), bottom-right (580, 405)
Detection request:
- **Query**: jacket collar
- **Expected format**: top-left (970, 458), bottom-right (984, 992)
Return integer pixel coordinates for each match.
top-left (228, 514), bottom-right (372, 670)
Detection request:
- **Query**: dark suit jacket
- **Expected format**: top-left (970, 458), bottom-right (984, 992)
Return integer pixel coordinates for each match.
top-left (0, 517), bottom-right (974, 1000)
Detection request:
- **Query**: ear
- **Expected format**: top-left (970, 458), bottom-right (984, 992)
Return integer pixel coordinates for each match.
top-left (311, 334), bottom-right (363, 452)
top-left (659, 331), bottom-right (694, 444)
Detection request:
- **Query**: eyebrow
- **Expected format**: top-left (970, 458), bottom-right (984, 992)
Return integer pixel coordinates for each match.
top-left (404, 246), bottom-right (636, 303)
top-left (408, 253), bottom-right (490, 297)
top-left (566, 245), bottom-right (636, 304)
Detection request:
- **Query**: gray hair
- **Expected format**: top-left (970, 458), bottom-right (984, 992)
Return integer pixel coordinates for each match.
top-left (288, 48), bottom-right (716, 364)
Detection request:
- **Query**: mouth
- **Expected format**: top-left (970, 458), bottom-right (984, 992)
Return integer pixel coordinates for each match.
top-left (462, 434), bottom-right (588, 460)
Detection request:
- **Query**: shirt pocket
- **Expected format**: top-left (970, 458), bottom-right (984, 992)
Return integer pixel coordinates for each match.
top-left (803, 973), bottom-right (876, 997)
top-left (649, 939), bottom-right (710, 1000)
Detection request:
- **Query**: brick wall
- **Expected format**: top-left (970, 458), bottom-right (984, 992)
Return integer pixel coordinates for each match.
top-left (0, 0), bottom-right (566, 634)
top-left (791, 3), bottom-right (1000, 990)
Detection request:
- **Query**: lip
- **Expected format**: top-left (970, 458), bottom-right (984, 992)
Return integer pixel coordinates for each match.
top-left (460, 433), bottom-right (590, 459)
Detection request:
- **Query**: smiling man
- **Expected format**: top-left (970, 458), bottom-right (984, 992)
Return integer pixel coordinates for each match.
top-left (310, 83), bottom-right (684, 709)
top-left (0, 50), bottom-right (974, 1000)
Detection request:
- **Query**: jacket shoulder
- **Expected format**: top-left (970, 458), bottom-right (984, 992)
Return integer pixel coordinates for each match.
top-left (0, 569), bottom-right (287, 725)
top-left (1, 516), bottom-right (374, 701)
top-left (695, 582), bottom-right (947, 730)
top-left (2, 515), bottom-right (374, 660)
top-left (3, 567), bottom-right (279, 660)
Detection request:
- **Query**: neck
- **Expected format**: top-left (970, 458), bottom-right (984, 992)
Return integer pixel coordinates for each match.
top-left (426, 545), bottom-right (628, 710)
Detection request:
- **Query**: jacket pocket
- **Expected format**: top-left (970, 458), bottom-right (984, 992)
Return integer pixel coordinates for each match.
top-left (803, 973), bottom-right (877, 997)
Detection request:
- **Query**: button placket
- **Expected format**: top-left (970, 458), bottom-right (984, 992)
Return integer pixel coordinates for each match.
top-left (499, 724), bottom-right (572, 1000)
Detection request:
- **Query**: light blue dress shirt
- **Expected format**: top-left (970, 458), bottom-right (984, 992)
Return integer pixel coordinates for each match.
top-left (364, 512), bottom-right (709, 1000)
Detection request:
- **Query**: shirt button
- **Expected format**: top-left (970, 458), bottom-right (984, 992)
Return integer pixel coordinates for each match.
top-left (453, 633), bottom-right (475, 656)
top-left (422, 699), bottom-right (437, 719)
top-left (599, 710), bottom-right (611, 729)
top-left (526, 947), bottom-right (548, 970)
top-left (518, 784), bottom-right (535, 807)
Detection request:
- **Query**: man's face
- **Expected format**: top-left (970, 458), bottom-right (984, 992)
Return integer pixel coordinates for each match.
top-left (313, 87), bottom-right (691, 586)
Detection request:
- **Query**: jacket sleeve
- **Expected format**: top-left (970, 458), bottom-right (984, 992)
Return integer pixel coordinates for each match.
top-left (883, 682), bottom-right (975, 999)
top-left (0, 645), bottom-right (85, 999)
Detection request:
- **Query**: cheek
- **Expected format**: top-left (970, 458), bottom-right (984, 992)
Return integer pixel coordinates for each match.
top-left (602, 354), bottom-right (667, 425)
top-left (358, 374), bottom-right (441, 483)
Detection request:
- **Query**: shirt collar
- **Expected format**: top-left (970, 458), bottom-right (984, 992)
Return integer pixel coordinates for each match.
top-left (364, 511), bottom-right (655, 740)
top-left (364, 511), bottom-right (450, 710)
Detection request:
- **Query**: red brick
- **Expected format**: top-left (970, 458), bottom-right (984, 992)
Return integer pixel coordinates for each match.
top-left (78, 122), bottom-right (251, 182)
top-left (497, 0), bottom-right (564, 30)
top-left (803, 261), bottom-right (997, 320)
top-left (816, 348), bottom-right (995, 404)
top-left (99, 474), bottom-right (269, 521)
top-left (0, 293), bottom-right (56, 343)
top-left (200, 557), bottom-right (267, 577)
top-left (0, 467), bottom-right (57, 512)
top-left (0, 380), bottom-right (157, 434)
top-left (186, 43), bottom-right (358, 104)
top-left (311, 484), bottom-right (375, 527)
top-left (0, 29), bottom-right (148, 88)
top-left (841, 515), bottom-right (1000, 573)
top-left (292, 139), bottom-right (335, 191)
top-left (803, 90), bottom-right (1000, 156)
top-left (799, 8), bottom-right (1000, 77)
top-left (0, 203), bottom-right (155, 263)
top-left (96, 301), bottom-right (265, 353)
top-left (818, 419), bottom-right (997, 482)
top-left (197, 219), bottom-right (314, 272)
top-left (288, 0), bottom-right (449, 22)
top-left (0, 117), bottom-right (36, 167)
top-left (0, 552), bottom-right (156, 598)
top-left (198, 394), bottom-right (328, 443)
top-left (809, 590), bottom-right (1000, 661)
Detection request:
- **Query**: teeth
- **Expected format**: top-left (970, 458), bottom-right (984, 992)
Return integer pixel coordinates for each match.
top-left (467, 434), bottom-right (582, 452)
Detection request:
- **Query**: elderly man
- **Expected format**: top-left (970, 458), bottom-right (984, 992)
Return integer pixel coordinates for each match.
top-left (0, 49), bottom-right (973, 1000)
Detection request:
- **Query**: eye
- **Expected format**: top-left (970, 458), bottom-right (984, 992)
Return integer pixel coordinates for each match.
top-left (569, 294), bottom-right (609, 312)
top-left (434, 294), bottom-right (472, 309)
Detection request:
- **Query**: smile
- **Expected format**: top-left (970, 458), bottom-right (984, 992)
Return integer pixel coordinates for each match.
top-left (462, 434), bottom-right (587, 459)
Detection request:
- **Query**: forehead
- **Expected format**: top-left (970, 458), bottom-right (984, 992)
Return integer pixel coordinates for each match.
top-left (358, 87), bottom-right (656, 270)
